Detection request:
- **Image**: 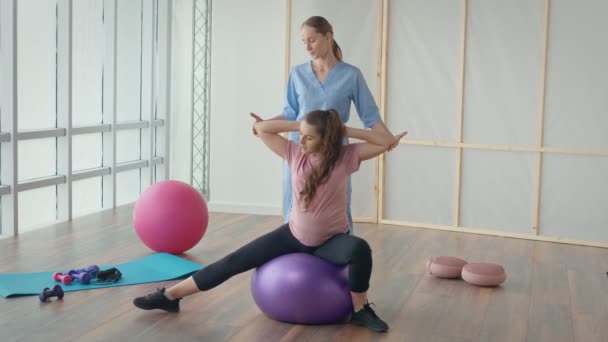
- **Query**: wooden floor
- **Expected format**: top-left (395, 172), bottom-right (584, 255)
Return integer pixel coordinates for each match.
top-left (1, 205), bottom-right (607, 342)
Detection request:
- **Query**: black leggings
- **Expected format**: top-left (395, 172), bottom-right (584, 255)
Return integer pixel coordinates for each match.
top-left (192, 223), bottom-right (372, 293)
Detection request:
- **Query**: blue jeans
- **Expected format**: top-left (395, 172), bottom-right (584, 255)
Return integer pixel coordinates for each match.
top-left (282, 161), bottom-right (354, 234)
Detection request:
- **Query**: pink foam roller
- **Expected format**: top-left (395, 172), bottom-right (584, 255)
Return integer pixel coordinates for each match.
top-left (426, 256), bottom-right (468, 279)
top-left (462, 262), bottom-right (506, 287)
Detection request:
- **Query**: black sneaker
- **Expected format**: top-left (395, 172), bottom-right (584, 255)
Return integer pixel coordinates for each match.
top-left (350, 303), bottom-right (389, 332)
top-left (133, 288), bottom-right (181, 313)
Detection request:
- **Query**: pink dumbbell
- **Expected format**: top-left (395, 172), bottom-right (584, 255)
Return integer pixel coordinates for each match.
top-left (53, 272), bottom-right (73, 285)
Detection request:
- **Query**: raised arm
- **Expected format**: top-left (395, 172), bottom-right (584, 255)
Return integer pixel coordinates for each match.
top-left (371, 121), bottom-right (401, 151)
top-left (250, 113), bottom-right (288, 136)
top-left (255, 119), bottom-right (300, 134)
top-left (345, 126), bottom-right (394, 146)
top-left (253, 115), bottom-right (300, 158)
top-left (251, 113), bottom-right (286, 122)
top-left (268, 114), bottom-right (287, 121)
top-left (346, 127), bottom-right (407, 161)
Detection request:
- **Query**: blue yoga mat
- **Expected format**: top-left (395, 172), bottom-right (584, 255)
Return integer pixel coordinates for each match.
top-left (0, 253), bottom-right (204, 298)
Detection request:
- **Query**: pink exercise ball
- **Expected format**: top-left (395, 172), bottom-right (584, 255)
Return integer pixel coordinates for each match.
top-left (133, 180), bottom-right (208, 254)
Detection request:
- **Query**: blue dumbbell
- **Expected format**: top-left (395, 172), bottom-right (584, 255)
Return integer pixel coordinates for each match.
top-left (39, 285), bottom-right (64, 302)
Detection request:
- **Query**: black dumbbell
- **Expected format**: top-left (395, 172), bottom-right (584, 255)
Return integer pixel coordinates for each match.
top-left (39, 285), bottom-right (64, 302)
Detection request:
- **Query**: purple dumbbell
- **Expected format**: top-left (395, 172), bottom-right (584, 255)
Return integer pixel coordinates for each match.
top-left (70, 271), bottom-right (92, 284)
top-left (66, 265), bottom-right (99, 277)
top-left (39, 285), bottom-right (64, 302)
top-left (84, 265), bottom-right (99, 277)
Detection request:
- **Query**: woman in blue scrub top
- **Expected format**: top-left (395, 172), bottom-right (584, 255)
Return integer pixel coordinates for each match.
top-left (251, 16), bottom-right (397, 233)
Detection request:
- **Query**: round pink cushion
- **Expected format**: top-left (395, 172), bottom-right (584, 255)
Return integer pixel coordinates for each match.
top-left (462, 262), bottom-right (506, 286)
top-left (426, 256), bottom-right (467, 279)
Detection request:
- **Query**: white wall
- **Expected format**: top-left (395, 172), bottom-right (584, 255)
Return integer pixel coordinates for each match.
top-left (170, 0), bottom-right (381, 217)
top-left (170, 0), bottom-right (608, 245)
top-left (383, 0), bottom-right (608, 244)
top-left (171, 0), bottom-right (287, 215)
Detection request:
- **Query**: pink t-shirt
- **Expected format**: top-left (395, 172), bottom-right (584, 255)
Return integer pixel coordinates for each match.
top-left (285, 141), bottom-right (361, 246)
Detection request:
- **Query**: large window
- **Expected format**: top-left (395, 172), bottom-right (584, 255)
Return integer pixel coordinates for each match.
top-left (0, 0), bottom-right (171, 236)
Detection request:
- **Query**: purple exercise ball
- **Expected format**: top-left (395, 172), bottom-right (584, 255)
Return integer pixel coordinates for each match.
top-left (251, 253), bottom-right (352, 324)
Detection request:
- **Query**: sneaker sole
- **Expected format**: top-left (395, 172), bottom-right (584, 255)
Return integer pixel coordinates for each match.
top-left (350, 319), bottom-right (389, 333)
top-left (133, 302), bottom-right (180, 313)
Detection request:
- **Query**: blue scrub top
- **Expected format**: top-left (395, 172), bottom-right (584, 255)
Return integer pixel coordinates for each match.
top-left (281, 61), bottom-right (382, 141)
